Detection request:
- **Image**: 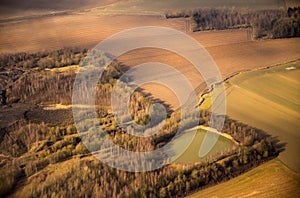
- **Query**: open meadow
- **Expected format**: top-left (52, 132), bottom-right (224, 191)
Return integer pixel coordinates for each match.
top-left (170, 128), bottom-right (235, 164)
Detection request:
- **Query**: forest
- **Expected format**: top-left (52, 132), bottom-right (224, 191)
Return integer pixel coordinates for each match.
top-left (166, 7), bottom-right (300, 39)
top-left (0, 49), bottom-right (284, 197)
top-left (0, 48), bottom-right (87, 69)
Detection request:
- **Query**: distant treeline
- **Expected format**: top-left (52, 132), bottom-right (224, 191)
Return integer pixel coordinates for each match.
top-left (0, 47), bottom-right (87, 69)
top-left (166, 7), bottom-right (300, 39)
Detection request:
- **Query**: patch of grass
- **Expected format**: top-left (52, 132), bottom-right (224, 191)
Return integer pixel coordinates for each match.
top-left (170, 129), bottom-right (234, 164)
top-left (189, 158), bottom-right (300, 198)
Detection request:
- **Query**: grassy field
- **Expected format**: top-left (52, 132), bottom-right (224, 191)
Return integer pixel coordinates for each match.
top-left (170, 129), bottom-right (234, 164)
top-left (226, 61), bottom-right (300, 172)
top-left (91, 0), bottom-right (285, 15)
top-left (189, 158), bottom-right (300, 198)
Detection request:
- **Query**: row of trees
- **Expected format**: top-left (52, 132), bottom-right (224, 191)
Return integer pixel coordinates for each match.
top-left (166, 7), bottom-right (300, 39)
top-left (253, 7), bottom-right (300, 38)
top-left (0, 47), bottom-right (87, 69)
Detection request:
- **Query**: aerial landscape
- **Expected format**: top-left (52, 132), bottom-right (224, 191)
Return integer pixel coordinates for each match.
top-left (0, 0), bottom-right (299, 197)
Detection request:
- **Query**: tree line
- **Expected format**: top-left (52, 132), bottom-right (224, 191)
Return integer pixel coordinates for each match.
top-left (0, 47), bottom-right (87, 69)
top-left (166, 7), bottom-right (300, 39)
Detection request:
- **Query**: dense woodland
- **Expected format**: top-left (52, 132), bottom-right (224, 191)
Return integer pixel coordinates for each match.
top-left (166, 7), bottom-right (300, 39)
top-left (0, 49), bottom-right (283, 197)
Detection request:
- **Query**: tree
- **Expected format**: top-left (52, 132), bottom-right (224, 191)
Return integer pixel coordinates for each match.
top-left (1, 89), bottom-right (6, 105)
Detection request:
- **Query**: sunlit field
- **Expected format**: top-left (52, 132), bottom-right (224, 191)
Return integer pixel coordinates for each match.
top-left (226, 61), bottom-right (300, 171)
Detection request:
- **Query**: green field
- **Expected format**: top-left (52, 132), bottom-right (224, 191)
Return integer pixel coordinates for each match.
top-left (226, 61), bottom-right (300, 172)
top-left (170, 129), bottom-right (234, 164)
top-left (92, 0), bottom-right (285, 15)
top-left (189, 158), bottom-right (300, 198)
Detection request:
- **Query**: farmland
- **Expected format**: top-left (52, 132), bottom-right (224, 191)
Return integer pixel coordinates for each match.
top-left (118, 37), bottom-right (300, 109)
top-left (87, 0), bottom-right (285, 15)
top-left (1, 11), bottom-right (299, 110)
top-left (189, 158), bottom-right (300, 198)
top-left (0, 14), bottom-right (186, 53)
top-left (0, 0), bottom-right (118, 19)
top-left (226, 61), bottom-right (300, 172)
top-left (1, 1), bottom-right (300, 197)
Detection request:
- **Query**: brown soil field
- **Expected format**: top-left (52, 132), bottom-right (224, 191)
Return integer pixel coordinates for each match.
top-left (0, 14), bottom-right (299, 110)
top-left (0, 0), bottom-right (119, 19)
top-left (0, 14), bottom-right (186, 53)
top-left (0, 0), bottom-right (116, 10)
top-left (118, 37), bottom-right (300, 109)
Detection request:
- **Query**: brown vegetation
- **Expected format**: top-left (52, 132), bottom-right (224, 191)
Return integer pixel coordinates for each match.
top-left (0, 50), bottom-right (284, 197)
